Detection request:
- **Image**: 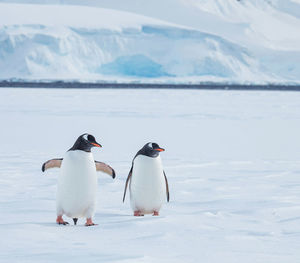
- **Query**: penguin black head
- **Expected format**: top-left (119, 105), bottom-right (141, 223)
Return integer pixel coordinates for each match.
top-left (137, 142), bottom-right (165, 158)
top-left (69, 133), bottom-right (102, 152)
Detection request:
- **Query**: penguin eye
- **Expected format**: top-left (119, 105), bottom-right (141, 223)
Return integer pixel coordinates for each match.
top-left (87, 135), bottom-right (95, 142)
top-left (152, 143), bottom-right (159, 149)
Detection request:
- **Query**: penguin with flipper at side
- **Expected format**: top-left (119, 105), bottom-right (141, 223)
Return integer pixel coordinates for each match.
top-left (123, 142), bottom-right (169, 216)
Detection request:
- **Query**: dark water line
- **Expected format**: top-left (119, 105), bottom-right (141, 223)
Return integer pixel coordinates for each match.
top-left (1, 81), bottom-right (300, 91)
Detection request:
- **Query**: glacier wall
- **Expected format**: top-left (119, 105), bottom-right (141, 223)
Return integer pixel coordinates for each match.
top-left (0, 2), bottom-right (300, 83)
top-left (0, 23), bottom-right (265, 82)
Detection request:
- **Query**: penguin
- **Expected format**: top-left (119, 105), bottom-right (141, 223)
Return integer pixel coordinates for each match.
top-left (123, 142), bottom-right (169, 216)
top-left (42, 133), bottom-right (115, 226)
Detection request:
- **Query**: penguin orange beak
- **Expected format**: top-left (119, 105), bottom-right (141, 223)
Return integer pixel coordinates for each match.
top-left (155, 147), bottom-right (165, 152)
top-left (91, 143), bottom-right (102, 147)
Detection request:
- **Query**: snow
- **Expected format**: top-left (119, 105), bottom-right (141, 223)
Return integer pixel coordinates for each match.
top-left (1, 88), bottom-right (300, 262)
top-left (65, 0), bottom-right (300, 51)
top-left (0, 1), bottom-right (300, 83)
top-left (0, 3), bottom-right (173, 29)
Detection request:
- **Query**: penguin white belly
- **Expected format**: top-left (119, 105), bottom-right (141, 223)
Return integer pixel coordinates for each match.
top-left (130, 155), bottom-right (166, 214)
top-left (57, 150), bottom-right (97, 218)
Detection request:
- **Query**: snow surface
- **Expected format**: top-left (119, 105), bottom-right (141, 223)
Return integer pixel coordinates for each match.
top-left (1, 88), bottom-right (300, 262)
top-left (0, 1), bottom-right (300, 83)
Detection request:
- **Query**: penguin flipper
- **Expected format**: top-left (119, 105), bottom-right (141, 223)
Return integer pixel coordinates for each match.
top-left (163, 171), bottom-right (170, 202)
top-left (95, 161), bottom-right (116, 179)
top-left (123, 166), bottom-right (133, 202)
top-left (42, 158), bottom-right (63, 172)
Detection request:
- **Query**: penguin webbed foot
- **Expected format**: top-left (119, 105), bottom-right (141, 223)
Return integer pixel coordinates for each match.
top-left (85, 223), bottom-right (98, 227)
top-left (134, 211), bottom-right (144, 216)
top-left (56, 215), bottom-right (69, 225)
top-left (85, 218), bottom-right (97, 226)
top-left (58, 221), bottom-right (69, 225)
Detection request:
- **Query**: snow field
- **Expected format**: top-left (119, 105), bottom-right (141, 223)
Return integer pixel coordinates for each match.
top-left (0, 88), bottom-right (300, 262)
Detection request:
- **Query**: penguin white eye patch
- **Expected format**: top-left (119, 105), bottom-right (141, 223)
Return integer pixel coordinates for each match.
top-left (83, 134), bottom-right (89, 141)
